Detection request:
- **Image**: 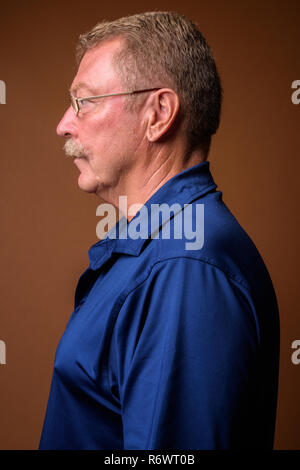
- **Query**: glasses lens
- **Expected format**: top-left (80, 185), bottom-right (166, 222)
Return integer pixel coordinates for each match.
top-left (70, 95), bottom-right (79, 114)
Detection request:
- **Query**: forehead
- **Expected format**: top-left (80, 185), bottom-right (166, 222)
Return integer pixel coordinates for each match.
top-left (70, 38), bottom-right (124, 95)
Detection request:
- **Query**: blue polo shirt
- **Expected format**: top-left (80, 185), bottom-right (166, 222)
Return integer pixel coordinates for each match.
top-left (39, 162), bottom-right (280, 450)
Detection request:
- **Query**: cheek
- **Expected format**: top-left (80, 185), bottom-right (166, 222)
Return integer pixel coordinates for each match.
top-left (81, 110), bottom-right (122, 147)
top-left (79, 104), bottom-right (140, 165)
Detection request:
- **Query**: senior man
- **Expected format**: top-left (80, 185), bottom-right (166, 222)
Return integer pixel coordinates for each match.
top-left (39, 12), bottom-right (280, 450)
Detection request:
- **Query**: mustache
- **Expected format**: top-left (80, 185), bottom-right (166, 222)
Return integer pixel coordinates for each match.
top-left (63, 138), bottom-right (87, 158)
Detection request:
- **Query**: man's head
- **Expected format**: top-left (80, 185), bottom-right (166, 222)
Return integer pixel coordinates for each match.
top-left (76, 11), bottom-right (222, 151)
top-left (57, 12), bottom-right (222, 200)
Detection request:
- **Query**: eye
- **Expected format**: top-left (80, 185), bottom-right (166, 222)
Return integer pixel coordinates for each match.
top-left (80, 98), bottom-right (94, 108)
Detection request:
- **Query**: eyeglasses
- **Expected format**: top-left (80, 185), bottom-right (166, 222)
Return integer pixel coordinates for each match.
top-left (70, 87), bottom-right (162, 116)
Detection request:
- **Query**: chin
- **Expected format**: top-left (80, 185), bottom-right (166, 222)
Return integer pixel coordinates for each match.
top-left (77, 173), bottom-right (98, 193)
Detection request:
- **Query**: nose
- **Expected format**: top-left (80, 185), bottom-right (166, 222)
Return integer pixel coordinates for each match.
top-left (56, 106), bottom-right (78, 137)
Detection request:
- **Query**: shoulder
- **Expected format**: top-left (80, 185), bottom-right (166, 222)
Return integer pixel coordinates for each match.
top-left (141, 190), bottom-right (268, 293)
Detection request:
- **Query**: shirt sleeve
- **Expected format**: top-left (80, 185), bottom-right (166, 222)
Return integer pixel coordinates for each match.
top-left (108, 257), bottom-right (261, 450)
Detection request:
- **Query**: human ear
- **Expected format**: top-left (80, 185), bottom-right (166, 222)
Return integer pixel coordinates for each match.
top-left (146, 89), bottom-right (180, 142)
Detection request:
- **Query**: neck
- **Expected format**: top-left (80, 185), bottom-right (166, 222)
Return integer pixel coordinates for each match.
top-left (97, 141), bottom-right (206, 220)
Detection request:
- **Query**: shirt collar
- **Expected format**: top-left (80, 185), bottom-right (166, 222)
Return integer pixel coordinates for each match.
top-left (88, 161), bottom-right (217, 269)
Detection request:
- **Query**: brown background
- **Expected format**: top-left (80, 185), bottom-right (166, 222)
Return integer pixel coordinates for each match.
top-left (0, 0), bottom-right (299, 450)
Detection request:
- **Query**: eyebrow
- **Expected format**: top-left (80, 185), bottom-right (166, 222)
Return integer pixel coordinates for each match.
top-left (70, 82), bottom-right (98, 96)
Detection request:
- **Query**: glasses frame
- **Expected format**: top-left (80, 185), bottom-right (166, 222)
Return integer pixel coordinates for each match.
top-left (70, 87), bottom-right (162, 116)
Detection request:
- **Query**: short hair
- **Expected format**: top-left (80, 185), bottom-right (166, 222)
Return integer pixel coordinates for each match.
top-left (77, 11), bottom-right (222, 154)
